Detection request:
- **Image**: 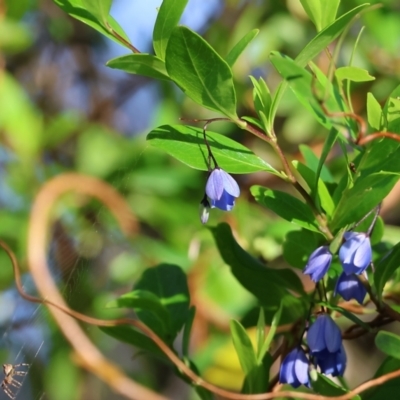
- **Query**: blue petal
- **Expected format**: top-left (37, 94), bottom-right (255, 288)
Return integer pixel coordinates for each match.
top-left (335, 273), bottom-right (366, 304)
top-left (205, 169), bottom-right (225, 200)
top-left (303, 246), bottom-right (332, 282)
top-left (294, 349), bottom-right (310, 386)
top-left (354, 235), bottom-right (372, 270)
top-left (279, 350), bottom-right (297, 385)
top-left (307, 317), bottom-right (326, 353)
top-left (219, 169), bottom-right (240, 197)
top-left (211, 190), bottom-right (235, 211)
top-left (324, 316), bottom-right (342, 353)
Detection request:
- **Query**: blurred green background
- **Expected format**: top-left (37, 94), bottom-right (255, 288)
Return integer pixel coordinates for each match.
top-left (1, 0), bottom-right (400, 399)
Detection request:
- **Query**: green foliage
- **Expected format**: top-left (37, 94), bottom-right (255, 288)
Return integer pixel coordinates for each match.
top-left (165, 26), bottom-right (239, 120)
top-left (375, 331), bottom-right (400, 360)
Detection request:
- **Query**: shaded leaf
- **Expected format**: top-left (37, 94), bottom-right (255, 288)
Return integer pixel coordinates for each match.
top-left (375, 331), bottom-right (400, 360)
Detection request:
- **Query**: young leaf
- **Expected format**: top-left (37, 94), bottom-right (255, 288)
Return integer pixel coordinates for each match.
top-left (299, 144), bottom-right (335, 183)
top-left (165, 26), bottom-right (238, 120)
top-left (106, 54), bottom-right (170, 81)
top-left (230, 320), bottom-right (257, 375)
top-left (283, 229), bottom-right (319, 269)
top-left (250, 76), bottom-right (272, 134)
top-left (147, 124), bottom-right (279, 175)
top-left (367, 92), bottom-right (383, 131)
top-left (315, 128), bottom-right (340, 185)
top-left (225, 29), bottom-right (259, 67)
top-left (375, 331), bottom-right (400, 360)
top-left (335, 66), bottom-right (375, 83)
top-left (251, 186), bottom-right (321, 233)
top-left (152, 0), bottom-right (188, 60)
top-left (300, 0), bottom-right (323, 30)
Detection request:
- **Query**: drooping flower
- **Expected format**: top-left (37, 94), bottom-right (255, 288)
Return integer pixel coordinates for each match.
top-left (205, 168), bottom-right (240, 211)
top-left (315, 344), bottom-right (346, 377)
top-left (334, 272), bottom-right (367, 305)
top-left (199, 197), bottom-right (210, 224)
top-left (307, 314), bottom-right (342, 356)
top-left (339, 232), bottom-right (372, 275)
top-left (307, 314), bottom-right (347, 377)
top-left (303, 246), bottom-right (332, 282)
top-left (279, 347), bottom-right (310, 388)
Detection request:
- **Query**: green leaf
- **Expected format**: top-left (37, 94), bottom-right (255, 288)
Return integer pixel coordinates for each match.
top-left (300, 0), bottom-right (340, 31)
top-left (225, 29), bottom-right (259, 67)
top-left (165, 26), bottom-right (238, 119)
top-left (182, 306), bottom-right (196, 358)
top-left (251, 185), bottom-right (321, 233)
top-left (107, 289), bottom-right (171, 335)
top-left (374, 243), bottom-right (400, 300)
top-left (270, 53), bottom-right (346, 131)
top-left (283, 229), bottom-right (319, 269)
top-left (375, 331), bottom-right (400, 360)
top-left (53, 0), bottom-right (130, 47)
top-left (293, 161), bottom-right (335, 216)
top-left (257, 305), bottom-right (282, 364)
top-left (81, 0), bottom-right (112, 24)
top-left (153, 0), bottom-right (188, 60)
top-left (209, 223), bottom-right (306, 309)
top-left (146, 124), bottom-right (279, 174)
top-left (230, 320), bottom-right (257, 375)
top-left (100, 326), bottom-right (167, 360)
top-left (316, 128), bottom-right (340, 185)
top-left (241, 356), bottom-right (271, 394)
top-left (134, 264), bottom-right (190, 341)
top-left (335, 66), bottom-right (375, 82)
top-left (250, 76), bottom-right (272, 134)
top-left (256, 308), bottom-right (265, 361)
top-left (270, 3), bottom-right (369, 123)
top-left (106, 54), bottom-right (170, 81)
top-left (367, 92), bottom-right (383, 131)
top-left (299, 144), bottom-right (334, 183)
top-left (330, 173), bottom-right (400, 230)
top-left (311, 373), bottom-right (354, 397)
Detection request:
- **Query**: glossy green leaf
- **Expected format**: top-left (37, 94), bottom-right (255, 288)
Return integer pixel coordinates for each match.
top-left (53, 0), bottom-right (130, 46)
top-left (311, 373), bottom-right (355, 397)
top-left (375, 331), bottom-right (400, 360)
top-left (81, 0), bottom-right (112, 24)
top-left (147, 124), bottom-right (278, 174)
top-left (367, 92), bottom-right (383, 131)
top-left (256, 308), bottom-right (265, 361)
top-left (299, 144), bottom-right (334, 183)
top-left (225, 29), bottom-right (259, 67)
top-left (316, 128), bottom-right (340, 185)
top-left (165, 26), bottom-right (238, 119)
top-left (300, 0), bottom-right (340, 31)
top-left (283, 229), bottom-right (319, 269)
top-left (134, 264), bottom-right (190, 341)
top-left (251, 186), bottom-right (321, 233)
top-left (270, 4), bottom-right (369, 123)
top-left (335, 66), bottom-right (375, 82)
top-left (374, 243), bottom-right (400, 301)
top-left (100, 326), bottom-right (167, 360)
top-left (107, 289), bottom-right (171, 335)
top-left (210, 223), bottom-right (306, 309)
top-left (331, 173), bottom-right (400, 230)
top-left (106, 54), bottom-right (170, 81)
top-left (153, 0), bottom-right (188, 60)
top-left (230, 319), bottom-right (257, 375)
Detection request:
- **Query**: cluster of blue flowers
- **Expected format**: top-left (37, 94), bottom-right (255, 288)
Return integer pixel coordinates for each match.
top-left (279, 314), bottom-right (346, 387)
top-left (280, 231), bottom-right (372, 387)
top-left (304, 232), bottom-right (371, 304)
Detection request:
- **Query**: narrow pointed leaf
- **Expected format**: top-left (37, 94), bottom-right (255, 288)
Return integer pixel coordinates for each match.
top-left (225, 29), bottom-right (259, 67)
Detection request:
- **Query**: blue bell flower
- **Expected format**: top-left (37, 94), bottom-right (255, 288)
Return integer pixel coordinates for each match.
top-left (303, 246), bottom-right (332, 282)
top-left (334, 272), bottom-right (367, 305)
top-left (205, 168), bottom-right (240, 211)
top-left (315, 344), bottom-right (347, 377)
top-left (339, 232), bottom-right (372, 275)
top-left (307, 314), bottom-right (342, 355)
top-left (279, 347), bottom-right (310, 388)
